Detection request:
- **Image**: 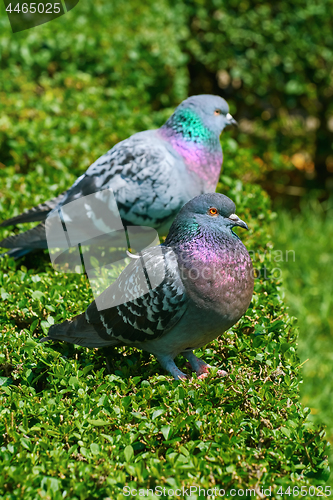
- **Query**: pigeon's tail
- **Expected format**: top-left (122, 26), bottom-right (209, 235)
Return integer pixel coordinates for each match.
top-left (0, 222), bottom-right (47, 251)
top-left (0, 247), bottom-right (32, 260)
top-left (40, 313), bottom-right (120, 348)
top-left (0, 191), bottom-right (67, 227)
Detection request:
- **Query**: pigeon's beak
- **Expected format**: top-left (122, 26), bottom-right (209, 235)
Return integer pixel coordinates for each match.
top-left (228, 214), bottom-right (248, 230)
top-left (226, 113), bottom-right (238, 126)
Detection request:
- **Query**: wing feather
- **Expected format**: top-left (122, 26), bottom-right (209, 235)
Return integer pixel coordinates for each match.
top-left (87, 246), bottom-right (188, 343)
top-left (44, 246), bottom-right (188, 347)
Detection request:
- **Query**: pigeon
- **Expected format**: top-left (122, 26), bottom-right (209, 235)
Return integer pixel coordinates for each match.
top-left (0, 95), bottom-right (237, 259)
top-left (41, 193), bottom-right (254, 380)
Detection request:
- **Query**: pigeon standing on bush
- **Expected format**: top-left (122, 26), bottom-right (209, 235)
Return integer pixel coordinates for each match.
top-left (0, 95), bottom-right (236, 259)
top-left (41, 193), bottom-right (253, 380)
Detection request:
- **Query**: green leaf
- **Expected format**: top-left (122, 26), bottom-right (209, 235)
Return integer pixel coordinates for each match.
top-left (20, 437), bottom-right (31, 451)
top-left (32, 290), bottom-right (45, 300)
top-left (161, 425), bottom-right (171, 440)
top-left (0, 288), bottom-right (9, 300)
top-left (40, 320), bottom-right (50, 334)
top-left (152, 409), bottom-right (165, 420)
top-left (68, 376), bottom-right (79, 388)
top-left (29, 319), bottom-right (39, 333)
top-left (46, 315), bottom-right (54, 325)
top-left (281, 427), bottom-right (291, 438)
top-left (0, 377), bottom-right (12, 387)
top-left (124, 445), bottom-right (134, 462)
top-left (87, 419), bottom-right (110, 426)
top-left (90, 443), bottom-right (101, 455)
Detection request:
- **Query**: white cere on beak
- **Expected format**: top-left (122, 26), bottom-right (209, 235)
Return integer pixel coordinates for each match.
top-left (226, 113), bottom-right (233, 120)
top-left (228, 213), bottom-right (239, 221)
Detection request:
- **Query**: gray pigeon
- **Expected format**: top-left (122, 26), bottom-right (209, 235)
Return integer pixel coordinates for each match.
top-left (0, 95), bottom-right (236, 259)
top-left (41, 193), bottom-right (253, 380)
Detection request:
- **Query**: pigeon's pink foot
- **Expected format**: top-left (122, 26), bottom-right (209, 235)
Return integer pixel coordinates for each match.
top-left (182, 351), bottom-right (227, 379)
top-left (197, 369), bottom-right (228, 379)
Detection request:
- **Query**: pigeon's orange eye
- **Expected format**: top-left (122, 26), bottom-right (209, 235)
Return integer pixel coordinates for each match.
top-left (214, 109), bottom-right (221, 115)
top-left (208, 207), bottom-right (219, 216)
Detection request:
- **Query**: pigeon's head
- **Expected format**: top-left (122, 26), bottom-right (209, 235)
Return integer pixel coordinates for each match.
top-left (177, 94), bottom-right (237, 136)
top-left (166, 193), bottom-right (248, 244)
top-left (162, 95), bottom-right (237, 144)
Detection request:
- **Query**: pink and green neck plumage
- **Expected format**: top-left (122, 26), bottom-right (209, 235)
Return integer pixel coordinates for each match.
top-left (165, 221), bottom-right (253, 316)
top-left (159, 107), bottom-right (223, 190)
top-left (166, 219), bottom-right (246, 265)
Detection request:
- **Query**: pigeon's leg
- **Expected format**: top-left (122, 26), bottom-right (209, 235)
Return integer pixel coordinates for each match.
top-left (156, 355), bottom-right (187, 380)
top-left (102, 346), bottom-right (116, 374)
top-left (182, 351), bottom-right (227, 379)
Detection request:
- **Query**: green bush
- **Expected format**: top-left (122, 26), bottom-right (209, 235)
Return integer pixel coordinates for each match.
top-left (0, 1), bottom-right (189, 104)
top-left (1, 163), bottom-right (330, 497)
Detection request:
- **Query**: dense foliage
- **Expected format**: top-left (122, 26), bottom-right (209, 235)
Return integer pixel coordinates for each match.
top-left (185, 0), bottom-right (333, 187)
top-left (0, 0), bottom-right (331, 497)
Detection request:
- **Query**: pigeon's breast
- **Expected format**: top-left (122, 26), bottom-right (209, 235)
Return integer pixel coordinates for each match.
top-left (159, 131), bottom-right (222, 192)
top-left (178, 241), bottom-right (254, 325)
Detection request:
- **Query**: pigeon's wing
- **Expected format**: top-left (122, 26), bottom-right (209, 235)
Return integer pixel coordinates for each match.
top-left (0, 131), bottom-right (188, 251)
top-left (42, 247), bottom-right (188, 347)
top-left (75, 130), bottom-right (187, 228)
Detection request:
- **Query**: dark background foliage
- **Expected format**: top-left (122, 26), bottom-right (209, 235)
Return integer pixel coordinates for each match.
top-left (185, 0), bottom-right (333, 194)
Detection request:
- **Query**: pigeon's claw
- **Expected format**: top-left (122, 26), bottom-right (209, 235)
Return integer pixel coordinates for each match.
top-left (197, 369), bottom-right (228, 380)
top-left (182, 351), bottom-right (227, 379)
top-left (182, 350), bottom-right (211, 376)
